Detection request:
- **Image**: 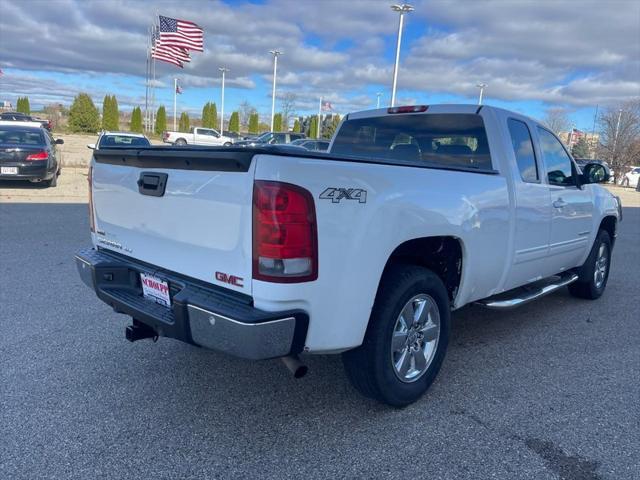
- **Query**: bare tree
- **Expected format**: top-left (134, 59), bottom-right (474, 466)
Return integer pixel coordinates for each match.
top-left (280, 92), bottom-right (297, 131)
top-left (542, 107), bottom-right (571, 136)
top-left (597, 99), bottom-right (640, 181)
top-left (238, 101), bottom-right (256, 129)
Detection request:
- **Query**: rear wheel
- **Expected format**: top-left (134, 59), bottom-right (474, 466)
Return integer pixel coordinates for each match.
top-left (569, 230), bottom-right (611, 299)
top-left (175, 138), bottom-right (187, 146)
top-left (45, 172), bottom-right (57, 188)
top-left (342, 265), bottom-right (450, 407)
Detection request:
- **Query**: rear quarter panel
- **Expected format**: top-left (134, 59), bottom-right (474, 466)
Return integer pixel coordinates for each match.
top-left (253, 154), bottom-right (510, 352)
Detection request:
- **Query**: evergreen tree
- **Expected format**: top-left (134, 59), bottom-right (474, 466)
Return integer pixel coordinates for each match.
top-left (68, 93), bottom-right (100, 133)
top-left (201, 103), bottom-right (209, 128)
top-left (248, 112), bottom-right (259, 134)
top-left (323, 114), bottom-right (341, 139)
top-left (130, 107), bottom-right (143, 133)
top-left (308, 115), bottom-right (319, 138)
top-left (229, 111), bottom-right (240, 133)
top-left (211, 103), bottom-right (218, 130)
top-left (178, 112), bottom-right (190, 132)
top-left (17, 97), bottom-right (31, 114)
top-left (111, 95), bottom-right (119, 130)
top-left (571, 137), bottom-right (590, 159)
top-left (155, 106), bottom-right (167, 135)
top-left (102, 95), bottom-right (111, 130)
top-left (292, 118), bottom-right (301, 133)
top-left (273, 113), bottom-right (283, 132)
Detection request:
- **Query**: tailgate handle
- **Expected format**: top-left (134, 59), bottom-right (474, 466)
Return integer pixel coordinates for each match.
top-left (137, 172), bottom-right (168, 197)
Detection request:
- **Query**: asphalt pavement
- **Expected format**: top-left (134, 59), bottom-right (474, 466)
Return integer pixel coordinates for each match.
top-left (1, 202), bottom-right (639, 480)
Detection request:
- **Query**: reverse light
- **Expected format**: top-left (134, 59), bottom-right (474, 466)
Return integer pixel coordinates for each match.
top-left (387, 105), bottom-right (428, 114)
top-left (26, 151), bottom-right (49, 161)
top-left (253, 180), bottom-right (318, 283)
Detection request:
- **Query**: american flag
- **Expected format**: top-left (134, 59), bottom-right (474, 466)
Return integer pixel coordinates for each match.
top-left (152, 47), bottom-right (184, 68)
top-left (159, 15), bottom-right (204, 52)
top-left (176, 83), bottom-right (183, 94)
top-left (321, 100), bottom-right (333, 111)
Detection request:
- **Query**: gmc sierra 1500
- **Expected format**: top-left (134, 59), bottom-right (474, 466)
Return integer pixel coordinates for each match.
top-left (76, 104), bottom-right (621, 406)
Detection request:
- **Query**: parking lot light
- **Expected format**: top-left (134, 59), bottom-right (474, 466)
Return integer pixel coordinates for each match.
top-left (219, 67), bottom-right (230, 133)
top-left (390, 4), bottom-right (414, 107)
top-left (476, 83), bottom-right (488, 105)
top-left (269, 50), bottom-right (283, 132)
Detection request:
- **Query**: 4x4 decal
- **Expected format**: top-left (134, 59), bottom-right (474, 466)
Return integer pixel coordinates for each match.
top-left (319, 187), bottom-right (367, 204)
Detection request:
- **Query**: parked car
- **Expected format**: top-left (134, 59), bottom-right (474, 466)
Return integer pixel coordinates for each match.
top-left (620, 166), bottom-right (640, 188)
top-left (0, 111), bottom-right (52, 130)
top-left (290, 138), bottom-right (330, 151)
top-left (77, 104), bottom-right (621, 407)
top-left (163, 127), bottom-right (234, 146)
top-left (87, 131), bottom-right (151, 150)
top-left (0, 121), bottom-right (63, 187)
top-left (234, 131), bottom-right (306, 147)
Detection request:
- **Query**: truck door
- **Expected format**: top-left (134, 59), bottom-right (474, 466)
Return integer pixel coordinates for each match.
top-left (502, 118), bottom-right (552, 290)
top-left (536, 127), bottom-right (593, 273)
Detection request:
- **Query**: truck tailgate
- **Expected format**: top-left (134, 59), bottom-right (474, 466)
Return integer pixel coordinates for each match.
top-left (91, 149), bottom-right (255, 295)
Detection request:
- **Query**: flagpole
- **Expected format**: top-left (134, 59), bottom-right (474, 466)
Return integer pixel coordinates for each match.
top-left (317, 96), bottom-right (322, 139)
top-left (173, 78), bottom-right (177, 131)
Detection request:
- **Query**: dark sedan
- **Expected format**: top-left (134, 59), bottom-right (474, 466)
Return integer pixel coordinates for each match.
top-left (0, 124), bottom-right (63, 187)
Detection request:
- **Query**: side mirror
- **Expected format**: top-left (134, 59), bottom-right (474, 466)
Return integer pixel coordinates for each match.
top-left (55, 138), bottom-right (64, 145)
top-left (581, 163), bottom-right (610, 184)
top-left (87, 143), bottom-right (96, 150)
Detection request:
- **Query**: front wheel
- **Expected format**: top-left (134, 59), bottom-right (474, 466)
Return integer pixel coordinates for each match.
top-left (342, 265), bottom-right (450, 407)
top-left (223, 142), bottom-right (232, 146)
top-left (569, 230), bottom-right (612, 299)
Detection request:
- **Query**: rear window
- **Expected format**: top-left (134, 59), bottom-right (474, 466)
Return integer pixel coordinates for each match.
top-left (331, 113), bottom-right (492, 170)
top-left (0, 128), bottom-right (45, 145)
top-left (99, 135), bottom-right (151, 148)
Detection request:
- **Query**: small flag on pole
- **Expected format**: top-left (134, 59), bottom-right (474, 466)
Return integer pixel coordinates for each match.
top-left (159, 15), bottom-right (204, 52)
top-left (321, 100), bottom-right (333, 111)
top-left (176, 82), bottom-right (183, 94)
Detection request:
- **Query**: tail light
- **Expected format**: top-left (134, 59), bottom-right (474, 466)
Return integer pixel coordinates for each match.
top-left (26, 151), bottom-right (49, 161)
top-left (253, 180), bottom-right (318, 283)
top-left (163, 131), bottom-right (169, 140)
top-left (88, 165), bottom-right (96, 233)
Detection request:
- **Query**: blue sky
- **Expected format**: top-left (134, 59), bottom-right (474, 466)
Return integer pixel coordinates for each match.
top-left (1, 0), bottom-right (638, 130)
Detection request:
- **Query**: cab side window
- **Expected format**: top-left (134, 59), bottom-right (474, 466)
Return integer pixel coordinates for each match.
top-left (537, 127), bottom-right (576, 186)
top-left (508, 119), bottom-right (538, 182)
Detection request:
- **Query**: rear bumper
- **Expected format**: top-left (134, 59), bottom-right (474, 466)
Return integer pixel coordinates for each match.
top-left (75, 247), bottom-right (308, 360)
top-left (0, 162), bottom-right (53, 181)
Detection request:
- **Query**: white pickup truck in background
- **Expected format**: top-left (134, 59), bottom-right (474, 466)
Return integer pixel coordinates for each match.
top-left (76, 104), bottom-right (621, 407)
top-left (162, 126), bottom-right (235, 146)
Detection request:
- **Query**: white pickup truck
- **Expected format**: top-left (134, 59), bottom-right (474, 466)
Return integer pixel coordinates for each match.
top-left (76, 104), bottom-right (622, 406)
top-left (162, 126), bottom-right (235, 146)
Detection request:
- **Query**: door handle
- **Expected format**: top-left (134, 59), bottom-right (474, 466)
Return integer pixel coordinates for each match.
top-left (553, 198), bottom-right (567, 209)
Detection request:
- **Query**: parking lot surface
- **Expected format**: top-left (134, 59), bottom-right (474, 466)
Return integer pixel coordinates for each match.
top-left (1, 198), bottom-right (639, 479)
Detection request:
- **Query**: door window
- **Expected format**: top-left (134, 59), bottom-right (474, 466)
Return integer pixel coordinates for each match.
top-left (537, 128), bottom-right (576, 186)
top-left (508, 119), bottom-right (538, 182)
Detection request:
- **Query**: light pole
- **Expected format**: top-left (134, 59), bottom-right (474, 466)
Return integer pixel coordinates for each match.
top-left (218, 67), bottom-right (229, 134)
top-left (376, 92), bottom-right (382, 108)
top-left (390, 4), bottom-right (413, 107)
top-left (173, 78), bottom-right (177, 131)
top-left (269, 50), bottom-right (283, 131)
top-left (476, 83), bottom-right (487, 105)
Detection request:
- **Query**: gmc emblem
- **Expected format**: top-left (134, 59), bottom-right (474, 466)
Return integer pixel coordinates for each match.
top-left (215, 271), bottom-right (244, 287)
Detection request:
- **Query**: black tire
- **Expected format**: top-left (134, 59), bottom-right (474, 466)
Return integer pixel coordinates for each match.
top-left (342, 265), bottom-right (450, 407)
top-left (223, 142), bottom-right (232, 147)
top-left (175, 139), bottom-right (187, 146)
top-left (568, 230), bottom-right (612, 300)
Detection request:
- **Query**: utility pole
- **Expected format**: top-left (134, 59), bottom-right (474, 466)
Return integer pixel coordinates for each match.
top-left (612, 108), bottom-right (623, 166)
top-left (219, 67), bottom-right (229, 133)
top-left (390, 4), bottom-right (413, 107)
top-left (269, 50), bottom-right (282, 131)
top-left (590, 105), bottom-right (598, 159)
top-left (476, 83), bottom-right (487, 105)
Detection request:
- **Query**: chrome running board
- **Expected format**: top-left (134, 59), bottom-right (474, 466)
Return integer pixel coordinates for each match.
top-left (475, 272), bottom-right (579, 310)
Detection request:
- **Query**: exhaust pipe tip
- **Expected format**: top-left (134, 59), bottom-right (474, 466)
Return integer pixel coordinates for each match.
top-left (281, 355), bottom-right (308, 378)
